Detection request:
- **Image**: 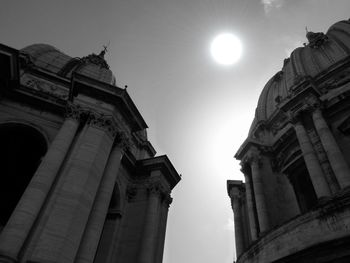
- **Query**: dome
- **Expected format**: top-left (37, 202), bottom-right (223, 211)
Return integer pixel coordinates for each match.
top-left (21, 44), bottom-right (116, 85)
top-left (254, 19), bottom-right (350, 126)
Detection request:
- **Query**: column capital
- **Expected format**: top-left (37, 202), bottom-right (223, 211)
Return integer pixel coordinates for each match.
top-left (147, 182), bottom-right (164, 198)
top-left (244, 152), bottom-right (262, 167)
top-left (114, 131), bottom-right (132, 150)
top-left (65, 102), bottom-right (82, 121)
top-left (288, 96), bottom-right (322, 124)
top-left (87, 112), bottom-right (118, 138)
top-left (288, 110), bottom-right (303, 125)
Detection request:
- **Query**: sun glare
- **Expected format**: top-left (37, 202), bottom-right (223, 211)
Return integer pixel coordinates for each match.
top-left (210, 33), bottom-right (243, 65)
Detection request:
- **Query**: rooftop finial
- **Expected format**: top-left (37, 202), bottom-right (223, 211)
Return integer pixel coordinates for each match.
top-left (99, 41), bottom-right (110, 58)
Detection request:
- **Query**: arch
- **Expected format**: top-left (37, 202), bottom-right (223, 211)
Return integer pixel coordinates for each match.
top-left (0, 122), bottom-right (48, 228)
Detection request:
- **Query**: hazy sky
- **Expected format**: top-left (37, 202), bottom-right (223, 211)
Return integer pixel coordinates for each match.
top-left (1, 1), bottom-right (350, 262)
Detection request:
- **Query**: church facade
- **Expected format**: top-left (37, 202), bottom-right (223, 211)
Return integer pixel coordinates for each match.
top-left (228, 19), bottom-right (350, 262)
top-left (0, 43), bottom-right (180, 263)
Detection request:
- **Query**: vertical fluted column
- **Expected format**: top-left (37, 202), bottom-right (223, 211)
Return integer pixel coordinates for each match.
top-left (155, 194), bottom-right (172, 263)
top-left (294, 121), bottom-right (331, 198)
top-left (250, 155), bottom-right (270, 233)
top-left (312, 108), bottom-right (350, 188)
top-left (138, 183), bottom-right (162, 263)
top-left (0, 103), bottom-right (80, 262)
top-left (28, 112), bottom-right (116, 263)
top-left (229, 188), bottom-right (244, 257)
top-left (242, 171), bottom-right (258, 241)
top-left (75, 135), bottom-right (127, 263)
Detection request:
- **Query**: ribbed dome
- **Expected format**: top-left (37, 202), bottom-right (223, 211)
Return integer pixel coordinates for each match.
top-left (255, 19), bottom-right (350, 124)
top-left (21, 44), bottom-right (116, 85)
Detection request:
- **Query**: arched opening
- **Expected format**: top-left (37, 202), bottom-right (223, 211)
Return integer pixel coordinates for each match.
top-left (0, 123), bottom-right (47, 229)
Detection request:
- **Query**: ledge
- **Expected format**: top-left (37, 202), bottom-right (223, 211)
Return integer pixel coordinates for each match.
top-left (237, 188), bottom-right (350, 263)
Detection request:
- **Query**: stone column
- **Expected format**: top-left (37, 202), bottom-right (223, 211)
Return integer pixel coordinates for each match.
top-left (0, 103), bottom-right (81, 262)
top-left (75, 134), bottom-right (127, 263)
top-left (242, 170), bottom-right (258, 241)
top-left (137, 183), bottom-right (162, 263)
top-left (28, 112), bottom-right (117, 263)
top-left (250, 154), bottom-right (270, 233)
top-left (229, 188), bottom-right (244, 257)
top-left (312, 108), bottom-right (350, 188)
top-left (294, 121), bottom-right (331, 198)
top-left (155, 194), bottom-right (172, 263)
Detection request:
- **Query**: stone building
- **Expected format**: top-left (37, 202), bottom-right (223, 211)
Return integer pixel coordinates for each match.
top-left (227, 19), bottom-right (350, 263)
top-left (0, 43), bottom-right (180, 263)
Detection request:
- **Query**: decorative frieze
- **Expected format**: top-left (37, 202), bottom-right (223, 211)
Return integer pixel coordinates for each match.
top-left (21, 74), bottom-right (69, 101)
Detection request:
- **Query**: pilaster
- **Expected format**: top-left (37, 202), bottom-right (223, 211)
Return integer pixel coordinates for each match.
top-left (240, 163), bottom-right (258, 241)
top-left (228, 183), bottom-right (245, 257)
top-left (247, 151), bottom-right (270, 234)
top-left (137, 183), bottom-right (164, 263)
top-left (27, 110), bottom-right (117, 263)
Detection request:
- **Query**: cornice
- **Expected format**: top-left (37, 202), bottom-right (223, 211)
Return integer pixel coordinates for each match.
top-left (137, 155), bottom-right (181, 189)
top-left (71, 73), bottom-right (148, 131)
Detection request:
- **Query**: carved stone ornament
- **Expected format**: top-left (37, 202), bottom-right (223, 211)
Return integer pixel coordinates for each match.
top-left (147, 182), bottom-right (164, 197)
top-left (162, 193), bottom-right (173, 208)
top-left (21, 74), bottom-right (69, 101)
top-left (305, 96), bottom-right (321, 111)
top-left (87, 112), bottom-right (118, 138)
top-left (114, 131), bottom-right (132, 150)
top-left (270, 114), bottom-right (288, 135)
top-left (287, 110), bottom-right (302, 125)
top-left (80, 51), bottom-right (110, 69)
top-left (65, 102), bottom-right (82, 121)
top-left (306, 31), bottom-right (328, 49)
top-left (273, 71), bottom-right (284, 82)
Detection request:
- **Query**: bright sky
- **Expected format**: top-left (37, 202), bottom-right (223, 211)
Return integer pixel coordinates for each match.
top-left (1, 1), bottom-right (350, 262)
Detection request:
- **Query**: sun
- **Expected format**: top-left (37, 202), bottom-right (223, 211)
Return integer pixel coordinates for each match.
top-left (210, 33), bottom-right (243, 65)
